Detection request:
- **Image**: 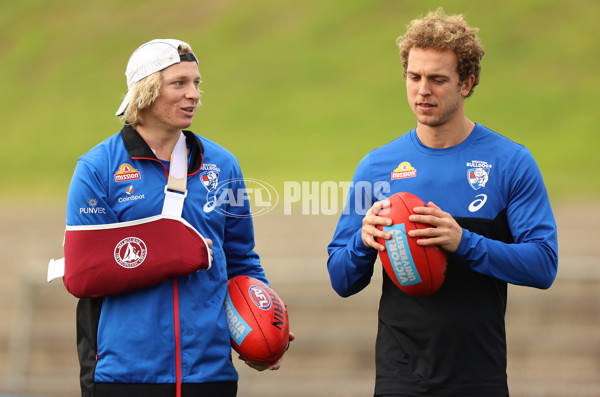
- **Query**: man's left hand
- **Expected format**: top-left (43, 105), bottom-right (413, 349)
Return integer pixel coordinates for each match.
top-left (407, 202), bottom-right (462, 253)
top-left (241, 332), bottom-right (296, 371)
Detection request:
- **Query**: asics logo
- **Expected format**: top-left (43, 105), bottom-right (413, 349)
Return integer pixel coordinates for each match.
top-left (468, 194), bottom-right (487, 212)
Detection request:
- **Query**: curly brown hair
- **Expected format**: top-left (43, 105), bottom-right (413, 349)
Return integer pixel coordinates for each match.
top-left (396, 8), bottom-right (484, 97)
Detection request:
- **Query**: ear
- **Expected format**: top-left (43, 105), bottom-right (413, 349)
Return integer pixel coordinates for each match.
top-left (461, 75), bottom-right (476, 97)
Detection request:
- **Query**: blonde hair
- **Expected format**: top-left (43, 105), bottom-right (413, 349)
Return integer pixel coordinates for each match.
top-left (120, 44), bottom-right (197, 127)
top-left (396, 8), bottom-right (484, 97)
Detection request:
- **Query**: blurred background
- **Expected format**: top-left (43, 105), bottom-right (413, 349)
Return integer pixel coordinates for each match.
top-left (1, 0), bottom-right (598, 396)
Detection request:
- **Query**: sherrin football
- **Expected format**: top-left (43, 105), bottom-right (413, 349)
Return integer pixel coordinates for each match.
top-left (224, 275), bottom-right (289, 364)
top-left (376, 192), bottom-right (447, 297)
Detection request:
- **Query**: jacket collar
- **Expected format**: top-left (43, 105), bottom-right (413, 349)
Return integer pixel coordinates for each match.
top-left (119, 124), bottom-right (204, 175)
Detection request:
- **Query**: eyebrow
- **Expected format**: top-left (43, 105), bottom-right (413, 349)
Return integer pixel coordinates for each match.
top-left (407, 71), bottom-right (450, 79)
top-left (166, 74), bottom-right (202, 82)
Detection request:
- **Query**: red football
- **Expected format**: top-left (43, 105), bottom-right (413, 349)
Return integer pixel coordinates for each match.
top-left (224, 275), bottom-right (289, 364)
top-left (376, 192), bottom-right (447, 297)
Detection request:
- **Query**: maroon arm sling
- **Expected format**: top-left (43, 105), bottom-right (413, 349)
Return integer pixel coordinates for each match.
top-left (47, 133), bottom-right (211, 297)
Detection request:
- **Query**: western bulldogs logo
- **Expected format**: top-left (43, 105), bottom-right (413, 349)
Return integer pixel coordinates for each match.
top-left (468, 167), bottom-right (490, 189)
top-left (466, 160), bottom-right (492, 190)
top-left (114, 237), bottom-right (147, 269)
top-left (200, 163), bottom-right (221, 212)
top-left (249, 285), bottom-right (272, 310)
top-left (201, 170), bottom-right (219, 191)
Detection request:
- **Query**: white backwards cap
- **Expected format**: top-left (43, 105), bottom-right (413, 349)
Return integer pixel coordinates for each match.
top-left (115, 39), bottom-right (198, 116)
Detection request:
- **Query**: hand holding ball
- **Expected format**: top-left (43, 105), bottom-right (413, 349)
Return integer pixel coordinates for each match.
top-left (225, 276), bottom-right (290, 365)
top-left (376, 192), bottom-right (447, 297)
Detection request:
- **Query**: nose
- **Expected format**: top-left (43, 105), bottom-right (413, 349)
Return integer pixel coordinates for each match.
top-left (418, 79), bottom-right (432, 97)
top-left (186, 83), bottom-right (200, 101)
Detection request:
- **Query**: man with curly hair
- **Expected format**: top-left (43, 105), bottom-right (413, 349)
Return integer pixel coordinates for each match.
top-left (327, 9), bottom-right (557, 396)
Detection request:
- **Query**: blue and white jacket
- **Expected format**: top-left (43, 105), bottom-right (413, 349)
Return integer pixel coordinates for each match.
top-left (67, 125), bottom-right (267, 394)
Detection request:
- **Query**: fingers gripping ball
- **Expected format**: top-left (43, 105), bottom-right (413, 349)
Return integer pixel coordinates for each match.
top-left (376, 192), bottom-right (447, 297)
top-left (224, 276), bottom-right (290, 364)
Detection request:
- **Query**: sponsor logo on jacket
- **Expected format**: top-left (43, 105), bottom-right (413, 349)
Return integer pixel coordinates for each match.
top-left (391, 162), bottom-right (417, 180)
top-left (117, 185), bottom-right (146, 203)
top-left (114, 163), bottom-right (141, 182)
top-left (80, 198), bottom-right (107, 214)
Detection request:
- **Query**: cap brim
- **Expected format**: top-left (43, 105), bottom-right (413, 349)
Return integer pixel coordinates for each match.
top-left (115, 90), bottom-right (132, 116)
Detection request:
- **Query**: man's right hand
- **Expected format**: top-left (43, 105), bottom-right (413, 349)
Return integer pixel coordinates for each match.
top-left (361, 200), bottom-right (393, 251)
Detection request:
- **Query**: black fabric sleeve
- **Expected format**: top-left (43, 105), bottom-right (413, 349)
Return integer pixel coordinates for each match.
top-left (76, 297), bottom-right (103, 397)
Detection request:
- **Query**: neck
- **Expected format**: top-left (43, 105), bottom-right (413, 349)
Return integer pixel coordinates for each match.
top-left (135, 124), bottom-right (182, 161)
top-left (416, 117), bottom-right (475, 149)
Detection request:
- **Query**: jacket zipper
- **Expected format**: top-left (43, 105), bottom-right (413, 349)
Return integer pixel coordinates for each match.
top-left (174, 278), bottom-right (182, 397)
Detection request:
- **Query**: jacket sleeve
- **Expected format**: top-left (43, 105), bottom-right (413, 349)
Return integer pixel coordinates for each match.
top-left (66, 158), bottom-right (119, 227)
top-left (455, 147), bottom-right (558, 289)
top-left (327, 155), bottom-right (381, 297)
top-left (222, 162), bottom-right (269, 285)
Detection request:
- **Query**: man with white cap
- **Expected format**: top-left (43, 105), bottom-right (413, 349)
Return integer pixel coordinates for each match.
top-left (65, 39), bottom-right (291, 397)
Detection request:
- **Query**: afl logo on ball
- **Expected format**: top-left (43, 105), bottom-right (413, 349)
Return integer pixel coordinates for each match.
top-left (114, 237), bottom-right (147, 269)
top-left (249, 285), bottom-right (272, 310)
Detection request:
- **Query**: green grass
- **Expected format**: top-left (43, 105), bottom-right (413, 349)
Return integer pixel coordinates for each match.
top-left (1, 0), bottom-right (598, 202)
